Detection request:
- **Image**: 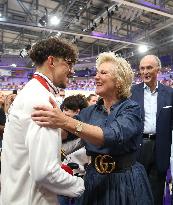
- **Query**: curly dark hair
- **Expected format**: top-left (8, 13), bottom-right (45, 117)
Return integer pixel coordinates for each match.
top-left (29, 37), bottom-right (79, 66)
top-left (61, 94), bottom-right (88, 111)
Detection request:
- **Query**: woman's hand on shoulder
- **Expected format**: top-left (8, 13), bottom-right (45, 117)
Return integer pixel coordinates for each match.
top-left (31, 97), bottom-right (68, 129)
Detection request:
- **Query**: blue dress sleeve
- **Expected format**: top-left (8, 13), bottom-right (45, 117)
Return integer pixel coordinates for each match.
top-left (66, 100), bottom-right (143, 155)
top-left (101, 101), bottom-right (143, 147)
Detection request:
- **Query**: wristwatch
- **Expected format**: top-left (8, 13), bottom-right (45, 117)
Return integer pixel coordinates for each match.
top-left (74, 121), bottom-right (83, 135)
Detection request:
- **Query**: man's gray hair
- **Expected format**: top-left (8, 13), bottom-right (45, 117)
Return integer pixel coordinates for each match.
top-left (141, 55), bottom-right (162, 69)
top-left (153, 55), bottom-right (162, 69)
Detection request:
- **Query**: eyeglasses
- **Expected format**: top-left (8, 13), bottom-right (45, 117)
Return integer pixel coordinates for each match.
top-left (64, 58), bottom-right (74, 69)
top-left (51, 56), bottom-right (74, 72)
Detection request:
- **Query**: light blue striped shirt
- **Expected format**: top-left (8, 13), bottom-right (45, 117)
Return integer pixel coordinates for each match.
top-left (143, 82), bottom-right (158, 134)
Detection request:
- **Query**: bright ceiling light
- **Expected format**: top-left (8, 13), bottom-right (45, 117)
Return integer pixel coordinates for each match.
top-left (11, 64), bottom-right (17, 67)
top-left (0, 13), bottom-right (2, 17)
top-left (50, 16), bottom-right (60, 26)
top-left (138, 45), bottom-right (148, 53)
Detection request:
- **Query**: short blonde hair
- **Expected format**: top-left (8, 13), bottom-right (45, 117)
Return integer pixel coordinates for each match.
top-left (96, 52), bottom-right (134, 99)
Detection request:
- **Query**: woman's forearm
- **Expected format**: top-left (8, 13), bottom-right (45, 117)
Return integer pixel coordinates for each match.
top-left (63, 116), bottom-right (104, 146)
top-left (31, 101), bottom-right (104, 145)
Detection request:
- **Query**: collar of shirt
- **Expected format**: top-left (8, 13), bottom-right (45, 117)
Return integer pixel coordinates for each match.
top-left (34, 72), bottom-right (59, 95)
top-left (96, 97), bottom-right (127, 112)
top-left (143, 81), bottom-right (158, 94)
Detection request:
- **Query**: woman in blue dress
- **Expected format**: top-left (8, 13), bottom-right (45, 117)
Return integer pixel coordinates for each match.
top-left (31, 52), bottom-right (154, 205)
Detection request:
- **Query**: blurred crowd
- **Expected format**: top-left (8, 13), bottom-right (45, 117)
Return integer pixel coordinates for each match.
top-left (1, 68), bottom-right (173, 91)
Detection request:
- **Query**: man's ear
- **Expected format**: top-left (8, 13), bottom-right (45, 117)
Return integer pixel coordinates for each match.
top-left (75, 109), bottom-right (80, 115)
top-left (48, 56), bottom-right (54, 67)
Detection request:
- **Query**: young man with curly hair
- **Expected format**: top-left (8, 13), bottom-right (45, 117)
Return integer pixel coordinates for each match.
top-left (1, 37), bottom-right (84, 205)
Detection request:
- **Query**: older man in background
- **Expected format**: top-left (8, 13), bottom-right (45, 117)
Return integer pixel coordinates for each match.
top-left (131, 55), bottom-right (173, 205)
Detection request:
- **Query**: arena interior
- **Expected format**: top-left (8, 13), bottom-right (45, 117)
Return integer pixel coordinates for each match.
top-left (1, 0), bottom-right (173, 205)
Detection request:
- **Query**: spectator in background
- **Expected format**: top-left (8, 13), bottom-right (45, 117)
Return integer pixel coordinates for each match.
top-left (1, 37), bottom-right (84, 205)
top-left (0, 91), bottom-right (17, 144)
top-left (0, 91), bottom-right (17, 177)
top-left (56, 88), bottom-right (66, 105)
top-left (4, 92), bottom-right (17, 114)
top-left (59, 94), bottom-right (88, 205)
top-left (61, 94), bottom-right (88, 118)
top-left (0, 108), bottom-right (5, 145)
top-left (0, 91), bottom-right (5, 149)
top-left (32, 52), bottom-right (153, 205)
top-left (86, 94), bottom-right (98, 106)
top-left (61, 94), bottom-right (88, 155)
top-left (131, 55), bottom-right (173, 205)
top-left (59, 88), bottom-right (66, 99)
top-left (0, 91), bottom-right (5, 109)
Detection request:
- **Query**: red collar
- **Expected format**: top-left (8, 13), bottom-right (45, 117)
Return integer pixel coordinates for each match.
top-left (33, 74), bottom-right (50, 91)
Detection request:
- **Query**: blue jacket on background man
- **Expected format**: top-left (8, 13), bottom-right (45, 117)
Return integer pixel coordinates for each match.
top-left (131, 82), bottom-right (173, 173)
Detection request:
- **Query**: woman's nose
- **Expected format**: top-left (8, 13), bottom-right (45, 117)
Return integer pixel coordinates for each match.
top-left (95, 72), bottom-right (100, 79)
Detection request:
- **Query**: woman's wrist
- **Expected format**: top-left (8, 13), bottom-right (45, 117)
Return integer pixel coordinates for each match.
top-left (62, 115), bottom-right (70, 128)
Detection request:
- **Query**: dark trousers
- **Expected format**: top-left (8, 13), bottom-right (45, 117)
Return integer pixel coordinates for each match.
top-left (138, 139), bottom-right (166, 205)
